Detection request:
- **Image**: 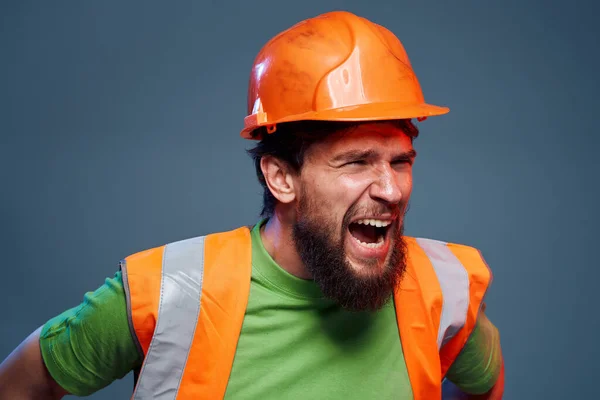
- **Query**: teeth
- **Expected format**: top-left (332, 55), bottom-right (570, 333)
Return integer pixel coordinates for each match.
top-left (355, 219), bottom-right (391, 227)
top-left (354, 235), bottom-right (385, 248)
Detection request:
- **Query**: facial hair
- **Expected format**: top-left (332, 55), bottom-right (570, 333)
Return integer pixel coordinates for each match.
top-left (291, 195), bottom-right (408, 312)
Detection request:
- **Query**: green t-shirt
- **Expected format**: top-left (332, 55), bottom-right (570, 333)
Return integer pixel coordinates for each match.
top-left (40, 221), bottom-right (502, 398)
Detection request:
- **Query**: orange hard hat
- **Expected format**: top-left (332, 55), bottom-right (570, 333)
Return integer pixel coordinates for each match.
top-left (240, 11), bottom-right (450, 140)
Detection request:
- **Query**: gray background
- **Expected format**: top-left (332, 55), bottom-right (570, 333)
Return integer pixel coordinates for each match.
top-left (1, 1), bottom-right (598, 398)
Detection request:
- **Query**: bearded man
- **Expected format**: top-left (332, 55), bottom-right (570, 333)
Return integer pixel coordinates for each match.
top-left (0, 10), bottom-right (504, 400)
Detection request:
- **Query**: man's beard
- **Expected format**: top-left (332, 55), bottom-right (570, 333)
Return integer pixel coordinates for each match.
top-left (291, 197), bottom-right (408, 312)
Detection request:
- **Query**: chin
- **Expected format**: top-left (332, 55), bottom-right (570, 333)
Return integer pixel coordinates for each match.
top-left (345, 254), bottom-right (389, 278)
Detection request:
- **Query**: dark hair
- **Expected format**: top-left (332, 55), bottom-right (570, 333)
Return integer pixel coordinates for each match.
top-left (246, 119), bottom-right (419, 218)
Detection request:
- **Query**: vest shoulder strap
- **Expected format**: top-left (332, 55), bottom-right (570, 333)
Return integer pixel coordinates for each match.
top-left (123, 226), bottom-right (252, 400)
top-left (394, 236), bottom-right (492, 400)
top-left (438, 241), bottom-right (492, 376)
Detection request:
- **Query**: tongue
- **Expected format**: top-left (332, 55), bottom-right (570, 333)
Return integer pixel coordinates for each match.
top-left (349, 223), bottom-right (378, 243)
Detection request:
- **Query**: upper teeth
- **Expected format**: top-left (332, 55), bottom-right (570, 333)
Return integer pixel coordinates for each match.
top-left (355, 219), bottom-right (391, 228)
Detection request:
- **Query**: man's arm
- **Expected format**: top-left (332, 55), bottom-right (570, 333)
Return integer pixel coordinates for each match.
top-left (466, 360), bottom-right (504, 399)
top-left (443, 360), bottom-right (504, 399)
top-left (444, 308), bottom-right (504, 399)
top-left (0, 327), bottom-right (69, 399)
top-left (0, 270), bottom-right (142, 399)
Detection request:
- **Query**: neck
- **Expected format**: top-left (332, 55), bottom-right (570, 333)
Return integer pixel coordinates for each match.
top-left (260, 212), bottom-right (313, 280)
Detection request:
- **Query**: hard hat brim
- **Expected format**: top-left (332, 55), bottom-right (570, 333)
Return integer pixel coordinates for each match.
top-left (241, 102), bottom-right (450, 140)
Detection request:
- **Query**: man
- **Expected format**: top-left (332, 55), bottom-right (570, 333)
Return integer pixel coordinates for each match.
top-left (0, 10), bottom-right (504, 400)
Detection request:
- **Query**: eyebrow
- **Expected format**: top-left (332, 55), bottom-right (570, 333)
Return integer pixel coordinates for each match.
top-left (330, 149), bottom-right (417, 163)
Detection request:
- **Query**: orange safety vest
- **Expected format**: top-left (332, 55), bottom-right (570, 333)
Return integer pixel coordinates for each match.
top-left (121, 226), bottom-right (491, 400)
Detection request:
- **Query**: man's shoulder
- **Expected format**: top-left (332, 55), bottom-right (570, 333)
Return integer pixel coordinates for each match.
top-left (404, 235), bottom-right (484, 253)
top-left (125, 225), bottom-right (254, 261)
top-left (404, 235), bottom-right (492, 276)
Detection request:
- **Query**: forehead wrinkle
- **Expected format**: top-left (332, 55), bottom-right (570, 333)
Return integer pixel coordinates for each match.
top-left (330, 135), bottom-right (414, 161)
top-left (305, 124), bottom-right (413, 164)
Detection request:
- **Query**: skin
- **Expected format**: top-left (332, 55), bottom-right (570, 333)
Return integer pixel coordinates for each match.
top-left (0, 327), bottom-right (69, 399)
top-left (260, 121), bottom-right (415, 283)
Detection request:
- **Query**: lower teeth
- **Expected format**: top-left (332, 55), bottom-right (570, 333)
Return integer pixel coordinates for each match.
top-left (356, 236), bottom-right (384, 248)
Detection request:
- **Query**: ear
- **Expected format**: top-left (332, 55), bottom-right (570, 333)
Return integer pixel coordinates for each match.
top-left (260, 156), bottom-right (297, 205)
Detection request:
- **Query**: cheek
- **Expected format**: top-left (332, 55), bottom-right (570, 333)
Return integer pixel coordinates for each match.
top-left (339, 170), bottom-right (413, 200)
top-left (337, 174), bottom-right (373, 194)
top-left (392, 174), bottom-right (412, 206)
top-left (308, 169), bottom-right (365, 200)
top-left (301, 177), bottom-right (341, 215)
top-left (330, 176), bottom-right (373, 212)
top-left (402, 174), bottom-right (413, 197)
top-left (307, 176), bottom-right (362, 221)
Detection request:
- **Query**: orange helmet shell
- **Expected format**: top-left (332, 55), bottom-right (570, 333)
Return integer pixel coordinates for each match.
top-left (241, 11), bottom-right (449, 139)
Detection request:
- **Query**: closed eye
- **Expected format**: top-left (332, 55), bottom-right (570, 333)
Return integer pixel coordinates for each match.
top-left (331, 149), bottom-right (416, 168)
top-left (344, 160), bottom-right (367, 166)
top-left (392, 158), bottom-right (414, 166)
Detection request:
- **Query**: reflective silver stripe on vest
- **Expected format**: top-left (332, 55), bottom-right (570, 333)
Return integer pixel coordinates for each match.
top-left (416, 238), bottom-right (470, 349)
top-left (132, 236), bottom-right (206, 399)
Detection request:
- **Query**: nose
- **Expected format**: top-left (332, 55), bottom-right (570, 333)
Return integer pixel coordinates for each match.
top-left (368, 164), bottom-right (403, 205)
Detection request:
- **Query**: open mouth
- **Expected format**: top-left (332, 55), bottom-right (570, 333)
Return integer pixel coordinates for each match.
top-left (348, 219), bottom-right (392, 249)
